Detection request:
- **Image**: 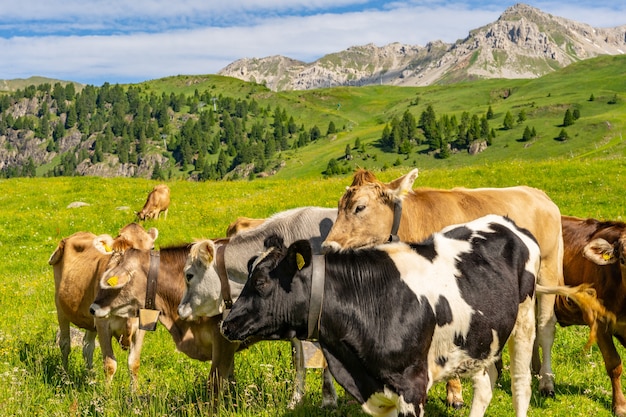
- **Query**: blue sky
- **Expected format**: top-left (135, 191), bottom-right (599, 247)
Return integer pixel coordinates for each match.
top-left (1, 1), bottom-right (624, 86)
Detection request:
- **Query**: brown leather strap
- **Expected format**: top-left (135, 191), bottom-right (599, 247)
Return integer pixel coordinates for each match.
top-left (307, 255), bottom-right (325, 340)
top-left (388, 199), bottom-right (402, 243)
top-left (145, 250), bottom-right (160, 310)
top-left (215, 244), bottom-right (233, 309)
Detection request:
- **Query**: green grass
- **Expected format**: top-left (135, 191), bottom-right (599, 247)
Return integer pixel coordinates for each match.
top-left (2, 155), bottom-right (626, 416)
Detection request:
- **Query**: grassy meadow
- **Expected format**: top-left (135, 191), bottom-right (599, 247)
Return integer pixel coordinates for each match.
top-left (2, 155), bottom-right (626, 416)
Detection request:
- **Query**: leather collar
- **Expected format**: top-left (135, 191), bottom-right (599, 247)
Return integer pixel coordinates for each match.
top-left (215, 244), bottom-right (233, 311)
top-left (307, 255), bottom-right (325, 340)
top-left (145, 250), bottom-right (160, 310)
top-left (388, 199), bottom-right (402, 242)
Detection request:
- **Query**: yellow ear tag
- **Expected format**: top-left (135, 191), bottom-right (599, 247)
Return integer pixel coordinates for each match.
top-left (104, 243), bottom-right (112, 253)
top-left (296, 253), bottom-right (305, 270)
top-left (603, 253), bottom-right (613, 261)
top-left (107, 276), bottom-right (119, 287)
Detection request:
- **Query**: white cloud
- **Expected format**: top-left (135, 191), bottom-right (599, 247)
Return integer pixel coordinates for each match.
top-left (0, 1), bottom-right (623, 85)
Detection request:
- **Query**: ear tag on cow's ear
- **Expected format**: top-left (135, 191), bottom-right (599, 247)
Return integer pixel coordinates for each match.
top-left (603, 252), bottom-right (613, 261)
top-left (107, 276), bottom-right (119, 287)
top-left (103, 243), bottom-right (112, 253)
top-left (296, 253), bottom-right (305, 270)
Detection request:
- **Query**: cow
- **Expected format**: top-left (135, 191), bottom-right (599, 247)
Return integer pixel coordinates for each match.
top-left (322, 168), bottom-right (566, 403)
top-left (222, 215), bottom-right (599, 417)
top-left (89, 242), bottom-right (241, 400)
top-left (137, 183), bottom-right (170, 220)
top-left (177, 206), bottom-right (339, 408)
top-left (226, 216), bottom-right (265, 237)
top-left (48, 223), bottom-right (158, 388)
top-left (557, 215), bottom-right (626, 416)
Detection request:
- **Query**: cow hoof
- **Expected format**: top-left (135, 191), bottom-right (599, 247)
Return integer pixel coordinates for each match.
top-left (450, 401), bottom-right (464, 410)
top-left (321, 396), bottom-right (338, 408)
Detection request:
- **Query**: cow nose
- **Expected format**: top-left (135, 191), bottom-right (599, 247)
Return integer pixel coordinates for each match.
top-left (321, 241), bottom-right (341, 253)
top-left (89, 305), bottom-right (97, 316)
top-left (178, 304), bottom-right (192, 320)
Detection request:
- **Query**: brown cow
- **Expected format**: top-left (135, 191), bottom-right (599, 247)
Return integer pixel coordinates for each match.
top-left (558, 215), bottom-right (626, 416)
top-left (48, 223), bottom-right (158, 388)
top-left (322, 168), bottom-right (566, 405)
top-left (137, 184), bottom-right (170, 220)
top-left (89, 241), bottom-right (242, 399)
top-left (226, 216), bottom-right (265, 237)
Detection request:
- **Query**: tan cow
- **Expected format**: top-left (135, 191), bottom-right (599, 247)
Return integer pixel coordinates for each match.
top-left (226, 216), bottom-right (265, 237)
top-left (322, 168), bottom-right (566, 404)
top-left (137, 184), bottom-right (170, 220)
top-left (90, 242), bottom-right (243, 401)
top-left (48, 223), bottom-right (158, 388)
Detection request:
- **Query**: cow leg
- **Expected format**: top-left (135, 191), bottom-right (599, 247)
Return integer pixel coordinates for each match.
top-left (508, 296), bottom-right (535, 417)
top-left (82, 329), bottom-right (98, 369)
top-left (536, 291), bottom-right (557, 397)
top-left (321, 367), bottom-right (338, 408)
top-left (468, 364), bottom-right (498, 417)
top-left (56, 314), bottom-right (71, 371)
top-left (208, 338), bottom-right (238, 405)
top-left (127, 326), bottom-right (145, 392)
top-left (95, 322), bottom-right (117, 386)
top-left (288, 338), bottom-right (306, 409)
top-left (446, 377), bottom-right (464, 409)
top-left (596, 330), bottom-right (626, 416)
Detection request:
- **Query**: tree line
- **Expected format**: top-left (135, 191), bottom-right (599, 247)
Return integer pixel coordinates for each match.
top-left (0, 81), bottom-right (331, 180)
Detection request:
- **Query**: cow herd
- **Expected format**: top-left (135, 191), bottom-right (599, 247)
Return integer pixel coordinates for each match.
top-left (48, 171), bottom-right (626, 416)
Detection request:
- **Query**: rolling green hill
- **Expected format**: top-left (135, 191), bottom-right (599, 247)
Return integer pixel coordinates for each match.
top-left (1, 55), bottom-right (624, 181)
top-left (140, 55), bottom-right (626, 179)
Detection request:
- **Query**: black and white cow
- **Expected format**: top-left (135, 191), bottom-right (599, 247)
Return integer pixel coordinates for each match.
top-left (221, 215), bottom-right (594, 417)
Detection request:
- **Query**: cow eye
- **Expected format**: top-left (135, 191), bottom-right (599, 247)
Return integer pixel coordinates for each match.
top-left (185, 273), bottom-right (194, 283)
top-left (255, 277), bottom-right (270, 294)
top-left (354, 205), bottom-right (365, 214)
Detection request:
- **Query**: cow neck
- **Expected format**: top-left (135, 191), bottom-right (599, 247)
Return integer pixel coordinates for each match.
top-left (308, 255), bottom-right (325, 340)
top-left (388, 199), bottom-right (403, 243)
top-left (215, 244), bottom-right (234, 313)
top-left (145, 249), bottom-right (160, 310)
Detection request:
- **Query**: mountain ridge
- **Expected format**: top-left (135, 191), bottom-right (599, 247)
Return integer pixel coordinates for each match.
top-left (218, 3), bottom-right (626, 91)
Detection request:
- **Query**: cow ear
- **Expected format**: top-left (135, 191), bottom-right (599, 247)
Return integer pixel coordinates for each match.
top-left (288, 240), bottom-right (312, 271)
top-left (147, 227), bottom-right (159, 242)
top-left (387, 168), bottom-right (418, 200)
top-left (94, 234), bottom-right (115, 254)
top-left (196, 240), bottom-right (216, 266)
top-left (583, 238), bottom-right (617, 265)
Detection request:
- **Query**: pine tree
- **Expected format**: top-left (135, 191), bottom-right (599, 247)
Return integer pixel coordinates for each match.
top-left (563, 109), bottom-right (574, 127)
top-left (503, 111), bottom-right (514, 130)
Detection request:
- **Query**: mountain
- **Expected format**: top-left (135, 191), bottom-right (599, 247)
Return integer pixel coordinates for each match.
top-left (218, 3), bottom-right (626, 91)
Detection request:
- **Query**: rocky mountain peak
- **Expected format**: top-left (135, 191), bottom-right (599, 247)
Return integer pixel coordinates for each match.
top-left (218, 3), bottom-right (626, 91)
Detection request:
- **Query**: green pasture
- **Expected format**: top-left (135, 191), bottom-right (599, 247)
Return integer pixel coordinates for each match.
top-left (1, 156), bottom-right (626, 416)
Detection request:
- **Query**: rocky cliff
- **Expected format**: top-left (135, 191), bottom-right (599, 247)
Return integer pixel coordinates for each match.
top-left (218, 3), bottom-right (626, 91)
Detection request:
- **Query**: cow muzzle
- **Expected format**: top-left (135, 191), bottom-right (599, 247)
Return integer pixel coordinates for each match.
top-left (90, 303), bottom-right (110, 318)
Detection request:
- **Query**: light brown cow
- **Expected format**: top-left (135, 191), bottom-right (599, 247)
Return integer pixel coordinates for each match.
top-left (137, 184), bottom-right (170, 220)
top-left (226, 216), bottom-right (265, 237)
top-left (322, 168), bottom-right (566, 404)
top-left (48, 223), bottom-right (158, 388)
top-left (89, 242), bottom-right (242, 400)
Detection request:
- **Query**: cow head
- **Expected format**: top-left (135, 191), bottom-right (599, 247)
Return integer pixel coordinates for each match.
top-left (90, 248), bottom-right (149, 319)
top-left (322, 168), bottom-right (418, 251)
top-left (178, 239), bottom-right (225, 320)
top-left (93, 223), bottom-right (158, 254)
top-left (221, 235), bottom-right (312, 343)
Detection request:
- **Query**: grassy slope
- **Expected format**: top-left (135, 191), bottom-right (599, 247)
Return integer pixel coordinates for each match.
top-left (1, 55), bottom-right (625, 416)
top-left (2, 156), bottom-right (626, 416)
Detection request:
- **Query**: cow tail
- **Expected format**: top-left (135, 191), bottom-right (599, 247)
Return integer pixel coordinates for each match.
top-left (536, 283), bottom-right (616, 350)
